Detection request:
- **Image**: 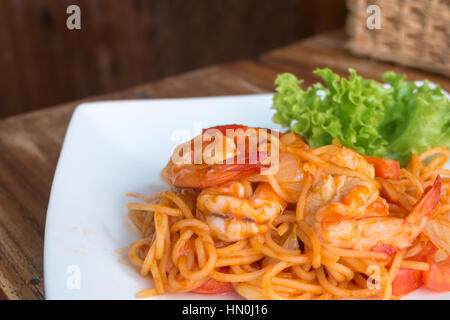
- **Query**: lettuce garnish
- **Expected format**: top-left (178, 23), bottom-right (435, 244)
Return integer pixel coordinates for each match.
top-left (272, 68), bottom-right (450, 166)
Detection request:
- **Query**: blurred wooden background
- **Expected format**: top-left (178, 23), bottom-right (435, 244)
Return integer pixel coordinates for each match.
top-left (0, 0), bottom-right (347, 119)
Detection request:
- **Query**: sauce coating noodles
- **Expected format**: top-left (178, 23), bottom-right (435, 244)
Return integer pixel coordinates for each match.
top-left (128, 142), bottom-right (449, 300)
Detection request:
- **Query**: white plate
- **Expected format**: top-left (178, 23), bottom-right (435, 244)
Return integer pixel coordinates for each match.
top-left (44, 92), bottom-right (450, 300)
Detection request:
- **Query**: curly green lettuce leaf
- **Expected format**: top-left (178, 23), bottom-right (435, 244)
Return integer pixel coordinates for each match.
top-left (271, 68), bottom-right (450, 166)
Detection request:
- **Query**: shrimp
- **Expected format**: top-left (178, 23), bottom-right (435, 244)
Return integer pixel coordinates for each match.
top-left (304, 145), bottom-right (388, 222)
top-left (164, 124), bottom-right (277, 189)
top-left (303, 145), bottom-right (442, 254)
top-left (307, 175), bottom-right (389, 221)
top-left (197, 181), bottom-right (287, 241)
top-left (319, 176), bottom-right (441, 254)
top-left (311, 144), bottom-right (376, 180)
top-left (164, 154), bottom-right (268, 189)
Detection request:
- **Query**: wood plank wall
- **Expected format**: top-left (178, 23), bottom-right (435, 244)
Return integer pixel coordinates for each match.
top-left (0, 0), bottom-right (347, 119)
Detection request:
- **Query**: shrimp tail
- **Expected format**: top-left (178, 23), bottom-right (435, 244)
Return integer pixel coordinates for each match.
top-left (373, 175), bottom-right (441, 255)
top-left (405, 175), bottom-right (441, 230)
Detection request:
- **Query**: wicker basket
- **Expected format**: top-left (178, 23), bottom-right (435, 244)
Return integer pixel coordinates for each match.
top-left (346, 0), bottom-right (450, 77)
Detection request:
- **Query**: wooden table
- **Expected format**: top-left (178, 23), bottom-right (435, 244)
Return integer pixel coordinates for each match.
top-left (0, 30), bottom-right (448, 300)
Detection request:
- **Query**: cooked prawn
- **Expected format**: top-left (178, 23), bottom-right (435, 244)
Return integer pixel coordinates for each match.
top-left (320, 176), bottom-right (441, 254)
top-left (164, 125), bottom-right (279, 188)
top-left (300, 144), bottom-right (442, 254)
top-left (197, 181), bottom-right (287, 241)
top-left (164, 154), bottom-right (268, 189)
top-left (309, 144), bottom-right (376, 180)
top-left (306, 175), bottom-right (389, 222)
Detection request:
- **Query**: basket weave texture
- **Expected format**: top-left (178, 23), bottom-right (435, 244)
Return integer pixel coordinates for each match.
top-left (346, 0), bottom-right (450, 77)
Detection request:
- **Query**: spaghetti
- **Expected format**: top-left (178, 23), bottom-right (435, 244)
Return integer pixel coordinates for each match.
top-left (127, 132), bottom-right (450, 300)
